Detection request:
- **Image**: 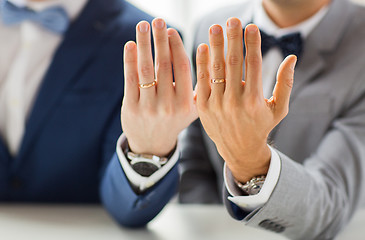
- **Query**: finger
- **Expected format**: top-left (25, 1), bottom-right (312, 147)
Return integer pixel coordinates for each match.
top-left (167, 28), bottom-right (192, 98)
top-left (123, 41), bottom-right (139, 104)
top-left (136, 21), bottom-right (156, 100)
top-left (244, 24), bottom-right (263, 97)
top-left (196, 43), bottom-right (211, 103)
top-left (272, 55), bottom-right (297, 115)
top-left (226, 18), bottom-right (244, 94)
top-left (209, 24), bottom-right (226, 97)
top-left (152, 18), bottom-right (174, 95)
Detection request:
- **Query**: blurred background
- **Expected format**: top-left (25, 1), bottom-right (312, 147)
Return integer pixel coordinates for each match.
top-left (126, 0), bottom-right (365, 57)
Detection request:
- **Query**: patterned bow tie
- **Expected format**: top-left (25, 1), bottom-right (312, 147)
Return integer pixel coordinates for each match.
top-left (260, 30), bottom-right (303, 58)
top-left (0, 0), bottom-right (69, 34)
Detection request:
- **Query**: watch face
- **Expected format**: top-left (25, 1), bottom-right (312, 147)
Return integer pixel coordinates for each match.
top-left (132, 162), bottom-right (159, 177)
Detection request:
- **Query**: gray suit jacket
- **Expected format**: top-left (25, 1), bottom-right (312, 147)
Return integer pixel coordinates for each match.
top-left (178, 0), bottom-right (365, 239)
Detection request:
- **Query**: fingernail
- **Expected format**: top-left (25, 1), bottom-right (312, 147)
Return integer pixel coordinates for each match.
top-left (198, 44), bottom-right (207, 53)
top-left (246, 24), bottom-right (258, 34)
top-left (210, 25), bottom-right (221, 35)
top-left (167, 28), bottom-right (175, 36)
top-left (139, 22), bottom-right (149, 33)
top-left (154, 18), bottom-right (165, 29)
top-left (290, 55), bottom-right (298, 70)
top-left (125, 41), bottom-right (134, 50)
top-left (228, 18), bottom-right (239, 27)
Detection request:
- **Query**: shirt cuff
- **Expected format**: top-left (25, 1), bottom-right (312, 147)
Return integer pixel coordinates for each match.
top-left (116, 133), bottom-right (180, 192)
top-left (224, 145), bottom-right (281, 211)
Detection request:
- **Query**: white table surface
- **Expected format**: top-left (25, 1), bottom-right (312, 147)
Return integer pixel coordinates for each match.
top-left (0, 203), bottom-right (363, 240)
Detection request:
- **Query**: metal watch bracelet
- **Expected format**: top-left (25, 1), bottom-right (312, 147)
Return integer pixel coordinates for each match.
top-left (234, 175), bottom-right (266, 195)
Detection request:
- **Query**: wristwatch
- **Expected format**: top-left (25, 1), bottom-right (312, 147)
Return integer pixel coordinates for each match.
top-left (234, 175), bottom-right (266, 195)
top-left (126, 151), bottom-right (168, 177)
top-left (124, 143), bottom-right (172, 177)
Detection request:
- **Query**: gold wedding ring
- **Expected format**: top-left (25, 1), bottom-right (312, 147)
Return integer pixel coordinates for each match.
top-left (211, 78), bottom-right (226, 84)
top-left (139, 80), bottom-right (157, 89)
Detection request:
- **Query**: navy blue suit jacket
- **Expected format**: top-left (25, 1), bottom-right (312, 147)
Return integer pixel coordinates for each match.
top-left (0, 0), bottom-right (179, 227)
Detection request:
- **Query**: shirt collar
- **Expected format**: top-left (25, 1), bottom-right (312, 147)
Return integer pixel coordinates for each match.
top-left (8, 0), bottom-right (88, 21)
top-left (252, 0), bottom-right (330, 38)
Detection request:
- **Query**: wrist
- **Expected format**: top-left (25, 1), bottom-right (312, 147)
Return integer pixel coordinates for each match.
top-left (229, 144), bottom-right (271, 183)
top-left (127, 138), bottom-right (177, 157)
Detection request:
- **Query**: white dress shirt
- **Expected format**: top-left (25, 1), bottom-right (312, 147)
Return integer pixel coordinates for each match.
top-left (0, 0), bottom-right (87, 156)
top-left (118, 0), bottom-right (330, 210)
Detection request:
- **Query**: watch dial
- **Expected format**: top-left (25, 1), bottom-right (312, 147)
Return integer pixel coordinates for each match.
top-left (132, 162), bottom-right (159, 177)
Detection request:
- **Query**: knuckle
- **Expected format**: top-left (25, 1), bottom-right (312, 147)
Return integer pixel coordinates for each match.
top-left (227, 31), bottom-right (241, 40)
top-left (138, 40), bottom-right (151, 49)
top-left (179, 102), bottom-right (193, 115)
top-left (125, 74), bottom-right (137, 84)
top-left (154, 34), bottom-right (168, 44)
top-left (242, 96), bottom-right (258, 111)
top-left (225, 93), bottom-right (239, 107)
top-left (156, 59), bottom-right (171, 71)
top-left (143, 104), bottom-right (157, 117)
top-left (227, 54), bottom-right (242, 66)
top-left (247, 54), bottom-right (262, 65)
top-left (210, 96), bottom-right (223, 110)
top-left (212, 62), bottom-right (225, 73)
top-left (224, 102), bottom-right (240, 117)
top-left (285, 79), bottom-right (294, 89)
top-left (246, 37), bottom-right (260, 46)
top-left (197, 57), bottom-right (208, 65)
top-left (159, 104), bottom-right (175, 116)
top-left (210, 39), bottom-right (224, 47)
top-left (197, 71), bottom-right (208, 80)
top-left (140, 64), bottom-right (154, 78)
top-left (178, 58), bottom-right (191, 72)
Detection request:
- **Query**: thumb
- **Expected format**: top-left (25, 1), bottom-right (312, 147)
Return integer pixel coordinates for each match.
top-left (272, 55), bottom-right (297, 116)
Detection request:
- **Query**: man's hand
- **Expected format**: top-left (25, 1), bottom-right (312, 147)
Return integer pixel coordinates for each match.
top-left (195, 18), bottom-right (297, 183)
top-left (122, 18), bottom-right (198, 157)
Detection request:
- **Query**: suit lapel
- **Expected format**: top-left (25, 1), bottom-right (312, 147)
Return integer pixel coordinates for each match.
top-left (13, 0), bottom-right (125, 168)
top-left (269, 0), bottom-right (354, 140)
top-left (290, 0), bottom-right (354, 101)
top-left (270, 48), bottom-right (326, 139)
top-left (290, 48), bottom-right (325, 101)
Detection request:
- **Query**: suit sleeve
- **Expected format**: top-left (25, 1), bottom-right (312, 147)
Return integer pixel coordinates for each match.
top-left (100, 152), bottom-right (179, 227)
top-left (224, 73), bottom-right (365, 240)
